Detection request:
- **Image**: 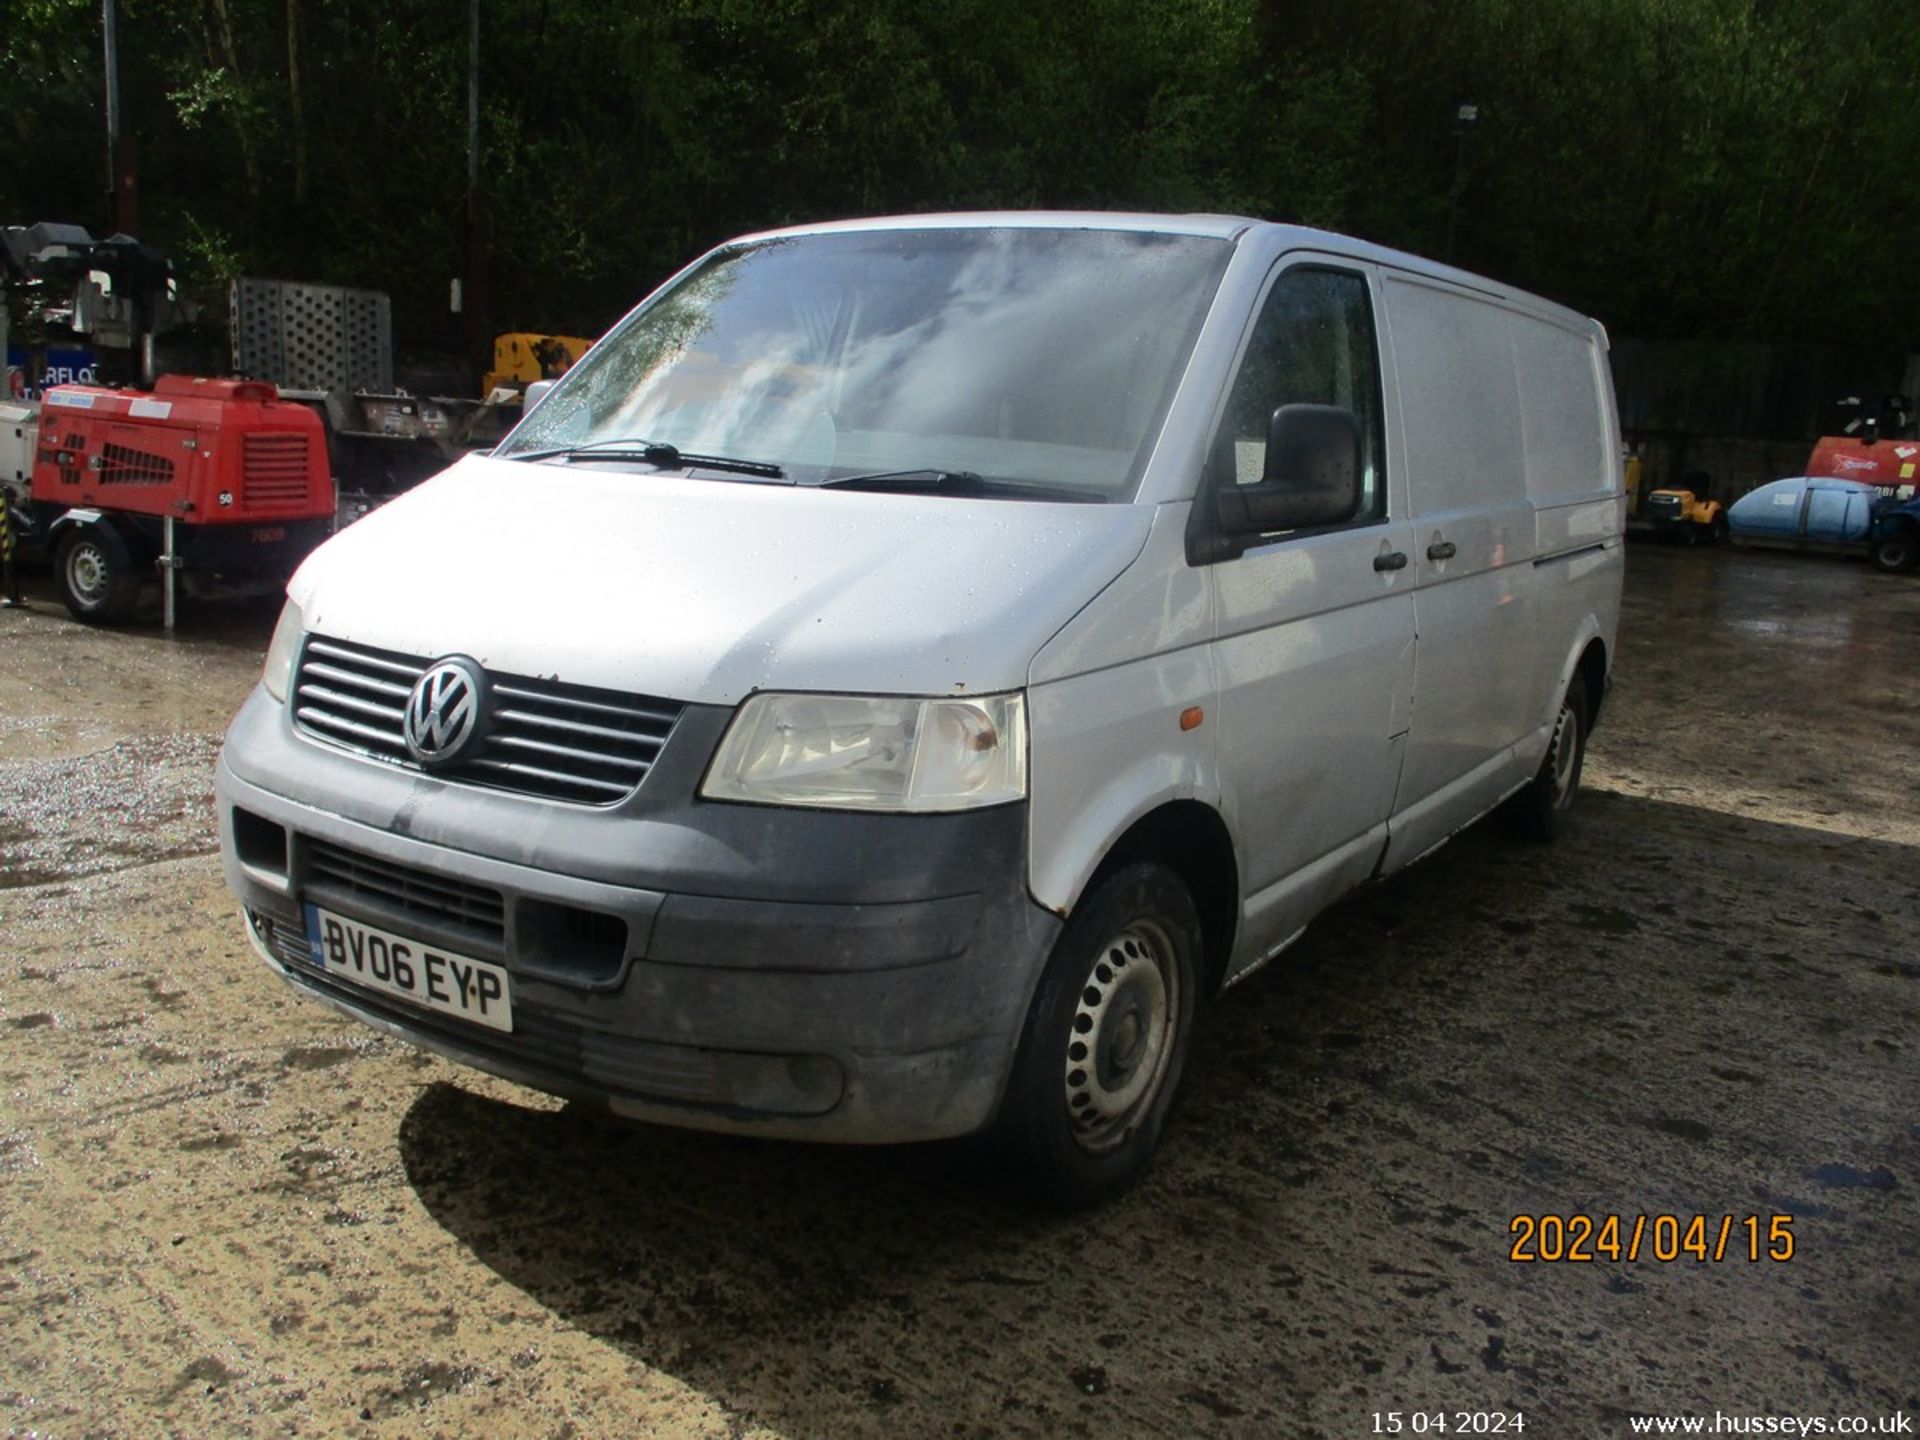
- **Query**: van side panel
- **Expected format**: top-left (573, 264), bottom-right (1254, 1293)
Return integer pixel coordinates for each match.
top-left (1512, 313), bottom-right (1623, 748)
top-left (1378, 275), bottom-right (1540, 864)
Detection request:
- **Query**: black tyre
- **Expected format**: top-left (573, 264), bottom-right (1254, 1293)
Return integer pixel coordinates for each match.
top-left (1870, 530), bottom-right (1918, 575)
top-left (1505, 673), bottom-right (1588, 842)
top-left (1708, 513), bottom-right (1728, 544)
top-left (54, 525), bottom-right (141, 624)
top-left (993, 862), bottom-right (1201, 1209)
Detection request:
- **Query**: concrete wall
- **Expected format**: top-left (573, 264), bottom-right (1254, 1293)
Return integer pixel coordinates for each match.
top-left (1625, 433), bottom-right (1818, 505)
top-left (1612, 339), bottom-right (1919, 504)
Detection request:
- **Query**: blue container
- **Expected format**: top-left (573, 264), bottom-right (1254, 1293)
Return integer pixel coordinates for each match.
top-left (1728, 477), bottom-right (1879, 544)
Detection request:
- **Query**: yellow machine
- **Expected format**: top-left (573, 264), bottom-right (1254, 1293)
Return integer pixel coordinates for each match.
top-left (1640, 482), bottom-right (1727, 543)
top-left (1626, 458), bottom-right (1728, 544)
top-left (481, 332), bottom-right (593, 397)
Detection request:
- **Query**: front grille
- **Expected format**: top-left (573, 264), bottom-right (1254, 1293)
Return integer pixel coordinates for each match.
top-left (305, 838), bottom-right (505, 941)
top-left (292, 634), bottom-right (682, 805)
top-left (248, 903), bottom-right (313, 969)
top-left (98, 442), bottom-right (174, 486)
top-left (242, 432), bottom-right (313, 510)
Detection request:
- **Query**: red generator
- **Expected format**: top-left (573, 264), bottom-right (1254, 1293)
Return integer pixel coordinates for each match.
top-left (27, 375), bottom-right (334, 622)
top-left (1804, 434), bottom-right (1920, 488)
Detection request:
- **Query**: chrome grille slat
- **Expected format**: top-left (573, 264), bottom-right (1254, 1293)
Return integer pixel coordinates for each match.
top-left (299, 660), bottom-right (415, 697)
top-left (485, 732), bottom-right (652, 771)
top-left (491, 682), bottom-right (681, 727)
top-left (294, 683), bottom-right (405, 723)
top-left (490, 707), bottom-right (668, 750)
top-left (461, 757), bottom-right (632, 797)
top-left (290, 634), bottom-right (682, 805)
top-left (295, 706), bottom-right (408, 751)
top-left (304, 639), bottom-right (425, 678)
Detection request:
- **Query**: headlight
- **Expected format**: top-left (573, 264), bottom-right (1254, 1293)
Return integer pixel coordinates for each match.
top-left (261, 599), bottom-right (304, 702)
top-left (701, 692), bottom-right (1026, 812)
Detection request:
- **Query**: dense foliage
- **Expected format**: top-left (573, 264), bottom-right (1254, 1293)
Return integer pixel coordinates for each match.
top-left (4, 0), bottom-right (1915, 354)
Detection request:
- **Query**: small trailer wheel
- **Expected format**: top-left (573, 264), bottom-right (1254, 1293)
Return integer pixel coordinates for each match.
top-left (54, 525), bottom-right (141, 624)
top-left (1870, 530), bottom-right (1918, 575)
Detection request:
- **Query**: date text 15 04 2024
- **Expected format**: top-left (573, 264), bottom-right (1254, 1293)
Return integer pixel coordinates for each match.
top-left (1373, 1414), bottom-right (1525, 1434)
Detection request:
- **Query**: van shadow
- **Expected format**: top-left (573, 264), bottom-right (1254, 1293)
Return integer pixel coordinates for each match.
top-left (398, 789), bottom-right (1920, 1439)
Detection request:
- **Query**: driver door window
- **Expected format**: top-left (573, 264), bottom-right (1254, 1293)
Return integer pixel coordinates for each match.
top-left (1214, 267), bottom-right (1385, 522)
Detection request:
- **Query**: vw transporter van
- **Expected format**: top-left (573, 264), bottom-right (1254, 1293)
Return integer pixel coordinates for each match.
top-left (218, 214), bottom-right (1624, 1206)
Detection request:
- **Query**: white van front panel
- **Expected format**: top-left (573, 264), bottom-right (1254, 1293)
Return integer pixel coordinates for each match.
top-left (1026, 506), bottom-right (1216, 916)
top-left (290, 453), bottom-right (1153, 707)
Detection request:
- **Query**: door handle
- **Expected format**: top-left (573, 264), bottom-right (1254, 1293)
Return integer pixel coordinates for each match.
top-left (1373, 550), bottom-right (1408, 572)
top-left (1426, 540), bottom-right (1457, 561)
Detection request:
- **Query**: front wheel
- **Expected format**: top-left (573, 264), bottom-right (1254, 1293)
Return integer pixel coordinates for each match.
top-left (1870, 530), bottom-right (1918, 574)
top-left (992, 862), bottom-right (1201, 1209)
top-left (1505, 673), bottom-right (1589, 842)
top-left (54, 525), bottom-right (141, 623)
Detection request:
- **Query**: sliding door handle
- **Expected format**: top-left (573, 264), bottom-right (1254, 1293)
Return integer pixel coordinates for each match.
top-left (1426, 540), bottom-right (1457, 561)
top-left (1373, 551), bottom-right (1408, 572)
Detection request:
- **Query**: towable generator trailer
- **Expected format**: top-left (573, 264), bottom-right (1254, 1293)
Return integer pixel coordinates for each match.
top-left (20, 375), bottom-right (333, 623)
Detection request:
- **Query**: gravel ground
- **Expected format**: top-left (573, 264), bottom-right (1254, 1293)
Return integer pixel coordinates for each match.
top-left (1, 545), bottom-right (1915, 1439)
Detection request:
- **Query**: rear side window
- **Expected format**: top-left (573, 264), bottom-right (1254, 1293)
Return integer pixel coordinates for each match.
top-left (1211, 266), bottom-right (1385, 521)
top-left (1381, 275), bottom-right (1525, 517)
top-left (1509, 314), bottom-right (1612, 504)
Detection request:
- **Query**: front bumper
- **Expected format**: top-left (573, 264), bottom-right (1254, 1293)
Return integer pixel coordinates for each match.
top-left (217, 686), bottom-right (1060, 1142)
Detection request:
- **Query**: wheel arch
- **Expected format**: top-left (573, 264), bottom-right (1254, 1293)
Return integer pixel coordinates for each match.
top-left (1574, 634), bottom-right (1609, 731)
top-left (1073, 799), bottom-right (1240, 997)
top-left (48, 506), bottom-right (155, 561)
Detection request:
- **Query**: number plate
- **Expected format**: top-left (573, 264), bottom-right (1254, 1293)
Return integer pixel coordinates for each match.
top-left (303, 905), bottom-right (513, 1033)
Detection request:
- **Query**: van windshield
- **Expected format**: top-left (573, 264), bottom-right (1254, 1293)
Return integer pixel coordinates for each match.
top-left (497, 227), bottom-right (1232, 502)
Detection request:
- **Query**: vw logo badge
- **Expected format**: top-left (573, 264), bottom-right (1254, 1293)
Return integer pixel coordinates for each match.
top-left (403, 657), bottom-right (486, 764)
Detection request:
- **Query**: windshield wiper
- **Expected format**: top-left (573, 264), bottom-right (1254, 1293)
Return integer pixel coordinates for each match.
top-left (509, 437), bottom-right (786, 480)
top-left (816, 468), bottom-right (986, 492)
top-left (814, 468), bottom-right (1101, 502)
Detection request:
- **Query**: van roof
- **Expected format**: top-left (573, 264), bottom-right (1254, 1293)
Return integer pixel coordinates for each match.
top-left (733, 211), bottom-right (1599, 336)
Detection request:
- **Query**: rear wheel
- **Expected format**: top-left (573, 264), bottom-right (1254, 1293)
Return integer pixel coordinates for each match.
top-left (1870, 529), bottom-right (1918, 574)
top-left (54, 525), bottom-right (141, 624)
top-left (1505, 673), bottom-right (1589, 841)
top-left (993, 862), bottom-right (1200, 1209)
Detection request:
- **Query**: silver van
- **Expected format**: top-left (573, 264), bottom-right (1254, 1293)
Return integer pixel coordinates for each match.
top-left (218, 213), bottom-right (1622, 1206)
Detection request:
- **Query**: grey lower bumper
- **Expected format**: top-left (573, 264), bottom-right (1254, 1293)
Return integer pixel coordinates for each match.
top-left (216, 688), bottom-right (1061, 1143)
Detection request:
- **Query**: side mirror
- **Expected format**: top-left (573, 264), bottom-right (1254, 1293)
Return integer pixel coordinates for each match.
top-left (1215, 403), bottom-right (1363, 537)
top-left (523, 379), bottom-right (557, 412)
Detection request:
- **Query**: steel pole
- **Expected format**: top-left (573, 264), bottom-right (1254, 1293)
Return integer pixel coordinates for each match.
top-left (162, 515), bottom-right (176, 631)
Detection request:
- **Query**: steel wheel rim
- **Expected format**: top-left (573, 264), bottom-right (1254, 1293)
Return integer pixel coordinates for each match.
top-left (66, 542), bottom-right (109, 603)
top-left (1065, 920), bottom-right (1179, 1153)
top-left (1548, 700), bottom-right (1579, 805)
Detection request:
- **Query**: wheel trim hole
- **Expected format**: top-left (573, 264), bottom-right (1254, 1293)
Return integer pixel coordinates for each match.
top-left (1064, 925), bottom-right (1176, 1148)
